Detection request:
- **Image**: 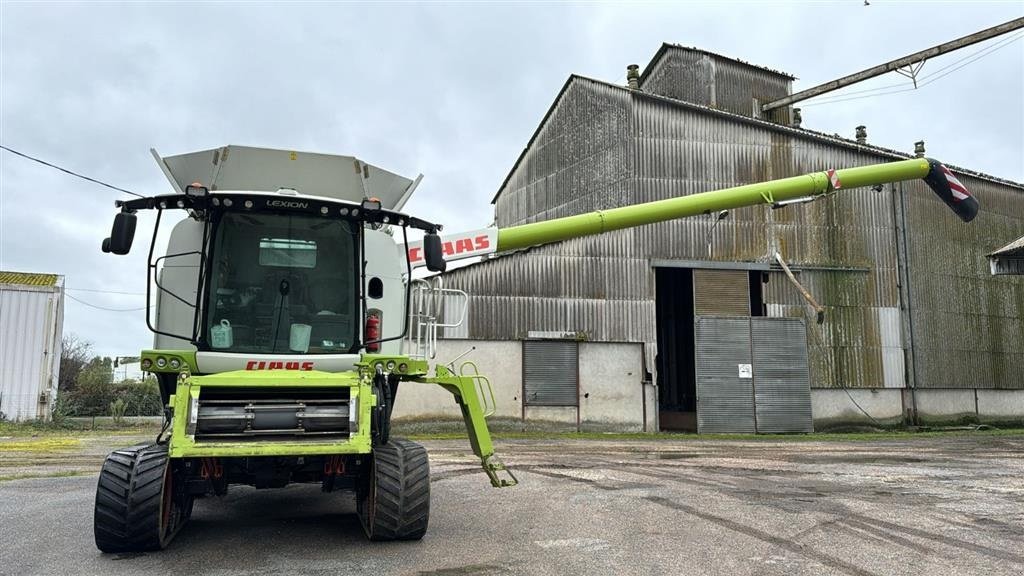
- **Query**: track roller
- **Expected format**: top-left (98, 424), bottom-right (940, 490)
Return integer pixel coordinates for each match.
top-left (94, 443), bottom-right (192, 552)
top-left (357, 439), bottom-right (430, 541)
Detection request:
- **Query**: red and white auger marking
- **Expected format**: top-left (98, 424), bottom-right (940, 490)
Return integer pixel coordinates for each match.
top-left (941, 165), bottom-right (971, 202)
top-left (826, 168), bottom-right (842, 190)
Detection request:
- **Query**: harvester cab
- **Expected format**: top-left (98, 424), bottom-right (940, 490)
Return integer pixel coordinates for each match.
top-left (95, 145), bottom-right (977, 553)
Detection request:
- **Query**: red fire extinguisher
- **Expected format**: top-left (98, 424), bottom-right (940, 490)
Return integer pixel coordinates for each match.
top-left (365, 313), bottom-right (380, 352)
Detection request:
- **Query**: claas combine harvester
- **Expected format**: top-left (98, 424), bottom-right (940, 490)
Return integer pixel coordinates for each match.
top-left (94, 145), bottom-right (977, 551)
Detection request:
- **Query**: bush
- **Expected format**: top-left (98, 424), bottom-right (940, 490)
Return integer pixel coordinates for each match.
top-left (109, 398), bottom-right (127, 424)
top-left (114, 377), bottom-right (163, 417)
top-left (57, 356), bottom-right (162, 417)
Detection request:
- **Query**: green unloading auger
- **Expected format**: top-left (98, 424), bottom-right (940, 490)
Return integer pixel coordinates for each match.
top-left (411, 157), bottom-right (978, 269)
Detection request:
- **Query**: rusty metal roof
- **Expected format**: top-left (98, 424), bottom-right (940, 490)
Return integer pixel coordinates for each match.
top-left (988, 236), bottom-right (1024, 258)
top-left (0, 271), bottom-right (60, 287)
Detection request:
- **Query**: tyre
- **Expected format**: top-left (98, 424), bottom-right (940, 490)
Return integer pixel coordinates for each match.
top-left (93, 443), bottom-right (191, 552)
top-left (357, 439), bottom-right (430, 541)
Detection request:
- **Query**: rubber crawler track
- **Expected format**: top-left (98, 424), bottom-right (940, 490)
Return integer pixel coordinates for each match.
top-left (94, 444), bottom-right (184, 552)
top-left (358, 439), bottom-right (430, 541)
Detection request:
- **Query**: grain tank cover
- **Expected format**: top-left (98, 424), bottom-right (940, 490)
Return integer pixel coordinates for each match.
top-left (152, 145), bottom-right (419, 210)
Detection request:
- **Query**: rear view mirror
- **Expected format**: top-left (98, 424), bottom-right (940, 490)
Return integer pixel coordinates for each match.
top-left (423, 232), bottom-right (447, 273)
top-left (102, 212), bottom-right (137, 255)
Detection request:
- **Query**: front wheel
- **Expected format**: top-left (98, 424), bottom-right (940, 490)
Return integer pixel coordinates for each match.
top-left (94, 444), bottom-right (191, 552)
top-left (356, 439), bottom-right (430, 541)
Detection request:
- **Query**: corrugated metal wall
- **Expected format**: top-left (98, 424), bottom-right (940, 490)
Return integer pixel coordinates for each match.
top-left (639, 46), bottom-right (792, 122)
top-left (497, 77), bottom-right (634, 227)
top-left (445, 72), bottom-right (1024, 391)
top-left (694, 269), bottom-right (749, 316)
top-left (902, 176), bottom-right (1024, 389)
top-left (0, 284), bottom-right (64, 420)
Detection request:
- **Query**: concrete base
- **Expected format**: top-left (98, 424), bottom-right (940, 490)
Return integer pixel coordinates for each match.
top-left (392, 339), bottom-right (649, 431)
top-left (811, 388), bottom-right (1024, 429)
top-left (811, 389), bottom-right (905, 430)
top-left (915, 389), bottom-right (976, 425)
top-left (977, 390), bottom-right (1024, 426)
top-left (393, 338), bottom-right (1023, 432)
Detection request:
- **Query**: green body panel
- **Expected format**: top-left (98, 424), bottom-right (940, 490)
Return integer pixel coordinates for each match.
top-left (166, 368), bottom-right (374, 458)
top-left (150, 351), bottom-right (513, 485)
top-left (496, 158), bottom-right (931, 252)
top-left (141, 350), bottom-right (198, 373)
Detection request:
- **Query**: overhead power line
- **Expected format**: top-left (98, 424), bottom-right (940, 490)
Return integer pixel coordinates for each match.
top-left (763, 17), bottom-right (1024, 111)
top-left (66, 287), bottom-right (146, 296)
top-left (803, 31), bottom-right (1024, 107)
top-left (66, 292), bottom-right (151, 312)
top-left (0, 144), bottom-right (144, 198)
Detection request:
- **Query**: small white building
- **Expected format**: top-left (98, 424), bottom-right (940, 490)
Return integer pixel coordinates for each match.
top-left (0, 271), bottom-right (64, 421)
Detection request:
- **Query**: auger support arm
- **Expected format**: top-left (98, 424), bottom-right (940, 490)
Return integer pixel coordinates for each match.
top-left (413, 365), bottom-right (517, 487)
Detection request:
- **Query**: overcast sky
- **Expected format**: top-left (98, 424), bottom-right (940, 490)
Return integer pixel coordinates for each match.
top-left (1, 1), bottom-right (1022, 361)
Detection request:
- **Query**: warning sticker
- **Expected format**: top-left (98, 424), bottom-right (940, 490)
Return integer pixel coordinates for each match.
top-left (738, 364), bottom-right (753, 379)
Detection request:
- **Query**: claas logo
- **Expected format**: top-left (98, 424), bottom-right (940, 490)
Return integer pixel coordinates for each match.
top-left (246, 360), bottom-right (315, 371)
top-left (408, 234), bottom-right (490, 263)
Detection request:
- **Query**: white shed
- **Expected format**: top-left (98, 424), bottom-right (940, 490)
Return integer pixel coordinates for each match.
top-left (0, 271), bottom-right (64, 421)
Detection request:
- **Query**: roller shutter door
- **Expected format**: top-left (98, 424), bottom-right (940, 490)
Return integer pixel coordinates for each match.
top-left (523, 340), bottom-right (579, 406)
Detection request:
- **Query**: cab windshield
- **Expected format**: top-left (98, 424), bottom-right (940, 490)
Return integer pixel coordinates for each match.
top-left (205, 211), bottom-right (358, 354)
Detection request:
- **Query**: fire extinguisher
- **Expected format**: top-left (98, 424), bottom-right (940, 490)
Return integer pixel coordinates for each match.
top-left (365, 313), bottom-right (380, 352)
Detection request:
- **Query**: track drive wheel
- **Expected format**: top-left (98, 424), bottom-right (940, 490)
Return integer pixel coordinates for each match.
top-left (94, 443), bottom-right (192, 552)
top-left (357, 439), bottom-right (430, 541)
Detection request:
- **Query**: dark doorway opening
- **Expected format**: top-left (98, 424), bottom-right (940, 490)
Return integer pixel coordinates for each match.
top-left (655, 268), bottom-right (696, 431)
top-left (655, 267), bottom-right (767, 432)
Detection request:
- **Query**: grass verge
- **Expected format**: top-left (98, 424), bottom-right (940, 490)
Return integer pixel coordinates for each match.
top-left (0, 470), bottom-right (91, 483)
top-left (0, 419), bottom-right (159, 438)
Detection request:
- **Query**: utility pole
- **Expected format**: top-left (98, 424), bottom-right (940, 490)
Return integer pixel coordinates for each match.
top-left (762, 17), bottom-right (1024, 113)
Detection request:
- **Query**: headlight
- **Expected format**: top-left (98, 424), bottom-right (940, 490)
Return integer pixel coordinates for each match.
top-left (141, 358), bottom-right (153, 371)
top-left (169, 358), bottom-right (181, 370)
top-left (398, 363), bottom-right (408, 373)
top-left (156, 357), bottom-right (167, 368)
top-left (386, 360), bottom-right (396, 371)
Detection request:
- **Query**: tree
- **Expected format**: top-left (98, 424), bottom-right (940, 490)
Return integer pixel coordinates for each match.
top-left (64, 356), bottom-right (115, 416)
top-left (59, 334), bottom-right (92, 393)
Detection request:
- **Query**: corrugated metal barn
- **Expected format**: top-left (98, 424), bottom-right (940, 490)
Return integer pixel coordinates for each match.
top-left (402, 44), bottom-right (1024, 432)
top-left (0, 271), bottom-right (65, 421)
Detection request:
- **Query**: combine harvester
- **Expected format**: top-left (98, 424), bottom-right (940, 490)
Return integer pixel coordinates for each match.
top-left (95, 145), bottom-right (977, 551)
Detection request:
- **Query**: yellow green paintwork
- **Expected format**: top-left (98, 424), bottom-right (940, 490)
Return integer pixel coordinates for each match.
top-left (150, 348), bottom-right (514, 486)
top-left (356, 354), bottom-right (430, 377)
top-left (141, 350), bottom-right (198, 373)
top-left (411, 365), bottom-right (517, 487)
top-left (167, 368), bottom-right (374, 458)
top-left (496, 158), bottom-right (931, 252)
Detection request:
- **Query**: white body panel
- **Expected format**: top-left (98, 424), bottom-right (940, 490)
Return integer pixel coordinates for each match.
top-left (196, 351), bottom-right (360, 373)
top-left (363, 228), bottom-right (408, 356)
top-left (0, 282), bottom-right (64, 421)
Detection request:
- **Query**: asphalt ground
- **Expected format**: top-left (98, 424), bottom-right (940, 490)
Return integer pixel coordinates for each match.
top-left (1, 433), bottom-right (1022, 576)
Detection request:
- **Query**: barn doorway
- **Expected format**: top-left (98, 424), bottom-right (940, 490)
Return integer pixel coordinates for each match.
top-left (655, 266), bottom-right (765, 431)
